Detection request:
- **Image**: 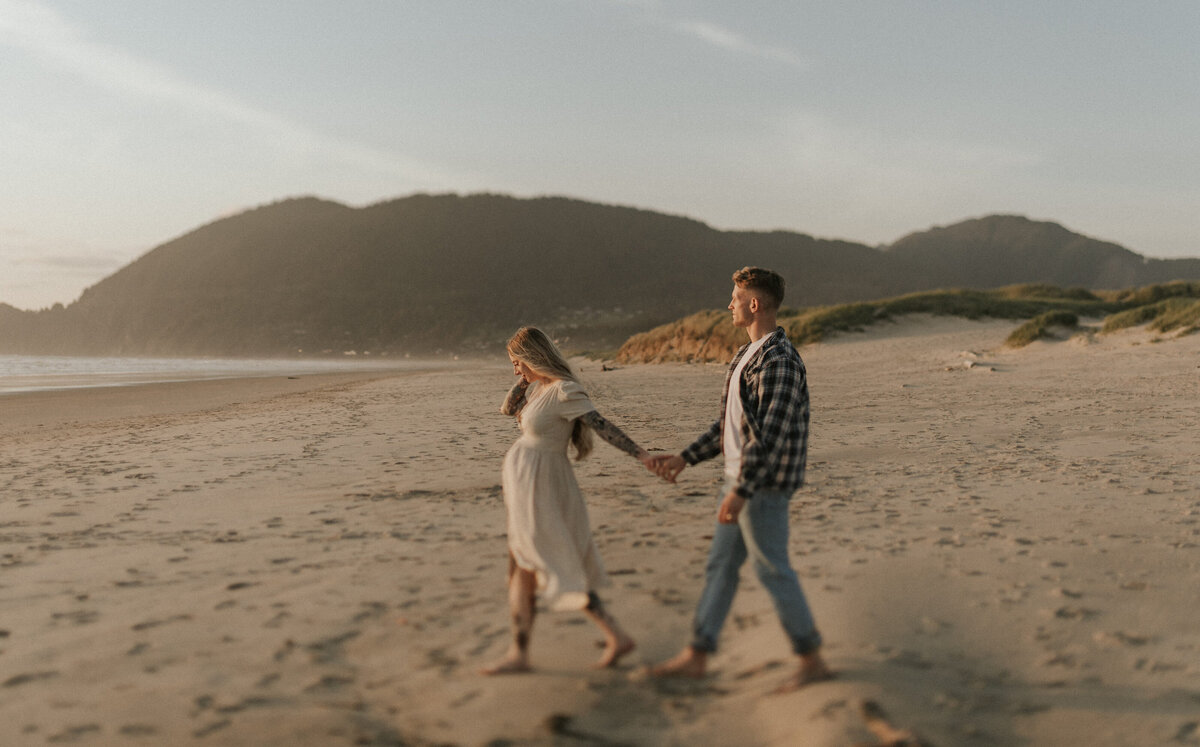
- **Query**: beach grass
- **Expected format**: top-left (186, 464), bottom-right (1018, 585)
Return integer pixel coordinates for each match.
top-left (615, 281), bottom-right (1200, 362)
top-left (1102, 297), bottom-right (1200, 335)
top-left (1005, 310), bottom-right (1080, 347)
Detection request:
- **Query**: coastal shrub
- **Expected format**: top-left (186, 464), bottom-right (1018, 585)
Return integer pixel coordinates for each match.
top-left (1152, 298), bottom-right (1200, 334)
top-left (615, 309), bottom-right (743, 363)
top-left (999, 284), bottom-right (1100, 301)
top-left (1116, 298), bottom-right (1200, 335)
top-left (877, 288), bottom-right (1110, 321)
top-left (1109, 281), bottom-right (1200, 307)
top-left (612, 282), bottom-right (1195, 364)
top-left (1102, 299), bottom-right (1179, 334)
top-left (784, 303), bottom-right (881, 345)
top-left (1006, 311), bottom-right (1079, 347)
top-left (1101, 297), bottom-right (1198, 334)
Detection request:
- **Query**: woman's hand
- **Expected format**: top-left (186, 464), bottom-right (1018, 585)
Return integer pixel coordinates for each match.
top-left (500, 377), bottom-right (530, 416)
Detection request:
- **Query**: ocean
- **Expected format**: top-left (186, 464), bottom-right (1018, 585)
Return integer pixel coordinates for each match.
top-left (0, 354), bottom-right (428, 395)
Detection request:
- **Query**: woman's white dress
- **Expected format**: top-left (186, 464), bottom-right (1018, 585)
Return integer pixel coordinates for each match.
top-left (502, 379), bottom-right (609, 612)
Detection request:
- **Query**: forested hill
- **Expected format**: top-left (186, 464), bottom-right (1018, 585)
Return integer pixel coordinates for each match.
top-left (1, 193), bottom-right (1196, 356)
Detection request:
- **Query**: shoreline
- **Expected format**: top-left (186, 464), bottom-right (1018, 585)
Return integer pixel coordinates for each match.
top-left (0, 354), bottom-right (465, 396)
top-left (0, 368), bottom-right (426, 438)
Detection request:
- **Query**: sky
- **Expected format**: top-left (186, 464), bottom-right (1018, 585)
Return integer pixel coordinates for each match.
top-left (1, 1), bottom-right (1197, 311)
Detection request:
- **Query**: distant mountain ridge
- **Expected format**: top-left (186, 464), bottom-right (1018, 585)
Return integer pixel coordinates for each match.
top-left (885, 215), bottom-right (1171, 289)
top-left (1, 194), bottom-right (1196, 356)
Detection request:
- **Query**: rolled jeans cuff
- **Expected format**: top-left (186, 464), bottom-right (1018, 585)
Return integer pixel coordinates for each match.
top-left (793, 631), bottom-right (822, 656)
top-left (691, 631), bottom-right (821, 656)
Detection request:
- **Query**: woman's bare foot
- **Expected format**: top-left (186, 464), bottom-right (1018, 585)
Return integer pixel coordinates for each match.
top-left (649, 646), bottom-right (707, 679)
top-left (480, 653), bottom-right (531, 676)
top-left (772, 652), bottom-right (834, 693)
top-left (593, 636), bottom-right (636, 669)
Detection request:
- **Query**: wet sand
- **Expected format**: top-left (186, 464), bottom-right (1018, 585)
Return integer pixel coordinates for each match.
top-left (1, 317), bottom-right (1197, 745)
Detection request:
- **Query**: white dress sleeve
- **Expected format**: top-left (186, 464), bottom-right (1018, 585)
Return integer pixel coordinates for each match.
top-left (555, 380), bottom-right (597, 421)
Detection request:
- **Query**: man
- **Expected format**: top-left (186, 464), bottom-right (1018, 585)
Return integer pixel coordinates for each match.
top-left (649, 266), bottom-right (831, 692)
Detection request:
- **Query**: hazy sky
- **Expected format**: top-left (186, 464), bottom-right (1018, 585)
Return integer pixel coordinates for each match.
top-left (2, 1), bottom-right (1197, 310)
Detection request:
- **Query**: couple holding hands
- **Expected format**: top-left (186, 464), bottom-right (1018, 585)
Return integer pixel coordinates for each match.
top-left (485, 267), bottom-right (832, 692)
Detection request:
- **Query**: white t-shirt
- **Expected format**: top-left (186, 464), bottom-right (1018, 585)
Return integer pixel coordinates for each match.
top-left (723, 334), bottom-right (770, 484)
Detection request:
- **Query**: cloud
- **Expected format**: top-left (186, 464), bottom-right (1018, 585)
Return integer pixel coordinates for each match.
top-left (671, 18), bottom-right (806, 69)
top-left (598, 1), bottom-right (806, 69)
top-left (0, 0), bottom-right (462, 186)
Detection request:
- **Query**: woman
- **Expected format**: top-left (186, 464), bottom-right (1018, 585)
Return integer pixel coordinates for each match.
top-left (482, 326), bottom-right (655, 675)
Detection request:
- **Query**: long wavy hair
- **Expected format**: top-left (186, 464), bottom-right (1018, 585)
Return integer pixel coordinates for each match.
top-left (507, 326), bottom-right (593, 461)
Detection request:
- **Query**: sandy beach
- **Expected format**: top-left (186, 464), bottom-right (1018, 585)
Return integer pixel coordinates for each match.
top-left (1, 318), bottom-right (1198, 746)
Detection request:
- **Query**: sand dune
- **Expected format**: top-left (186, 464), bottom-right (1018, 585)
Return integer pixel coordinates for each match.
top-left (1, 318), bottom-right (1197, 745)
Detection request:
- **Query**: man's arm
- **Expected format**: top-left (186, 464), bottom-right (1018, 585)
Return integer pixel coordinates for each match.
top-left (736, 358), bottom-right (806, 497)
top-left (681, 419), bottom-right (722, 465)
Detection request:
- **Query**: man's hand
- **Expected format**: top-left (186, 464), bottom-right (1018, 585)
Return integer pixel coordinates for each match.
top-left (649, 454), bottom-right (686, 483)
top-left (717, 490), bottom-right (746, 524)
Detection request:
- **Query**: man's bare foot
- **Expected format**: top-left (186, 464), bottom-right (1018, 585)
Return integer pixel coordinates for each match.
top-left (648, 646), bottom-right (707, 679)
top-left (593, 636), bottom-right (636, 669)
top-left (772, 653), bottom-right (834, 693)
top-left (480, 653), bottom-right (531, 676)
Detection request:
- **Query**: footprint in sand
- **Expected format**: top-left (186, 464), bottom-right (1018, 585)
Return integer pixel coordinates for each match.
top-left (1039, 651), bottom-right (1081, 668)
top-left (3, 671), bottom-right (60, 688)
top-left (1050, 587), bottom-right (1083, 599)
top-left (131, 614), bottom-right (192, 631)
top-left (304, 675), bottom-right (355, 693)
top-left (352, 601), bottom-right (390, 623)
top-left (51, 610), bottom-right (99, 626)
top-left (192, 720), bottom-right (231, 738)
top-left (48, 724), bottom-right (101, 742)
top-left (305, 631), bottom-right (360, 664)
top-left (1052, 606), bottom-right (1099, 621)
top-left (1092, 630), bottom-right (1151, 647)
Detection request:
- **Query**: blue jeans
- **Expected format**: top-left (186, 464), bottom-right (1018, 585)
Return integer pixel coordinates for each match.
top-left (690, 486), bottom-right (822, 655)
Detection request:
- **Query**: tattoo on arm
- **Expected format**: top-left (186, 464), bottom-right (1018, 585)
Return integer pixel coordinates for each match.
top-left (579, 411), bottom-right (644, 459)
top-left (501, 381), bottom-right (528, 416)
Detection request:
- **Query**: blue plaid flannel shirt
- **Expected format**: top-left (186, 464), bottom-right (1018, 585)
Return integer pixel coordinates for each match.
top-left (681, 327), bottom-right (810, 499)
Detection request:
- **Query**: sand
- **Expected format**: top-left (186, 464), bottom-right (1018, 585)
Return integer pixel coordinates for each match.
top-left (1, 318), bottom-right (1197, 746)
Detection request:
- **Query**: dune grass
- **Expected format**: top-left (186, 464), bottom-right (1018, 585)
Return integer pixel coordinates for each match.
top-left (613, 281), bottom-right (1200, 363)
top-left (1100, 280), bottom-right (1200, 307)
top-left (786, 285), bottom-right (1110, 345)
top-left (1005, 311), bottom-right (1080, 347)
top-left (1152, 298), bottom-right (1200, 334)
top-left (1102, 297), bottom-right (1200, 335)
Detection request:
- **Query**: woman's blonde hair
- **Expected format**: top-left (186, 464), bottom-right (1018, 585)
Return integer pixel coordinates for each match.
top-left (507, 326), bottom-right (593, 460)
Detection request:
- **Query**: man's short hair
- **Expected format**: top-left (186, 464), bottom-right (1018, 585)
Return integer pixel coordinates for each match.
top-left (732, 266), bottom-right (785, 310)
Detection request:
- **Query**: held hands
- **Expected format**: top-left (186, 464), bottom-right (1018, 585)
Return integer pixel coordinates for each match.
top-left (645, 454), bottom-right (686, 483)
top-left (640, 453), bottom-right (744, 522)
